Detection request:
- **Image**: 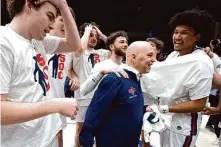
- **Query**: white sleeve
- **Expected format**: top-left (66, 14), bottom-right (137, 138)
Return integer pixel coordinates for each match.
top-left (211, 53), bottom-right (221, 74)
top-left (80, 71), bottom-right (104, 96)
top-left (80, 64), bottom-right (103, 96)
top-left (0, 45), bottom-right (13, 94)
top-left (43, 35), bottom-right (61, 54)
top-left (187, 77), bottom-right (212, 100)
top-left (185, 62), bottom-right (213, 100)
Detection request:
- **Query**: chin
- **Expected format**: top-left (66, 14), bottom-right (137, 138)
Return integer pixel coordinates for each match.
top-left (34, 36), bottom-right (44, 41)
top-left (174, 45), bottom-right (182, 51)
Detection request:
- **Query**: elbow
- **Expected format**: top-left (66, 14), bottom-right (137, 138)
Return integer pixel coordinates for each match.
top-left (73, 42), bottom-right (82, 52)
top-left (67, 40), bottom-right (82, 52)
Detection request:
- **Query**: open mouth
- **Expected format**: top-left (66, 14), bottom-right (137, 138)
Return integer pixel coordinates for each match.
top-left (44, 29), bottom-right (50, 34)
top-left (174, 41), bottom-right (184, 45)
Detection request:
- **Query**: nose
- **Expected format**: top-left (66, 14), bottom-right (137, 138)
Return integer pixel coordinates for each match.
top-left (49, 24), bottom-right (53, 30)
top-left (174, 33), bottom-right (182, 39)
top-left (151, 56), bottom-right (157, 63)
top-left (124, 43), bottom-right (128, 48)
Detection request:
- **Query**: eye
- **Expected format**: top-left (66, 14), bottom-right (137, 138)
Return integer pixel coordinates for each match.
top-left (147, 53), bottom-right (153, 57)
top-left (47, 14), bottom-right (53, 21)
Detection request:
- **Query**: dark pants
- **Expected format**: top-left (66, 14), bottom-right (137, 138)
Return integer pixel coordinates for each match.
top-left (207, 94), bottom-right (221, 138)
top-left (64, 76), bottom-right (75, 98)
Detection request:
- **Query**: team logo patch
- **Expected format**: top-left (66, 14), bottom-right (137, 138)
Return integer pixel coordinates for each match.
top-left (128, 87), bottom-right (137, 99)
top-left (128, 87), bottom-right (136, 95)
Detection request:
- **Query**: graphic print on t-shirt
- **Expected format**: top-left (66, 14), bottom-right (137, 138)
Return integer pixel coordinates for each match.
top-left (33, 54), bottom-right (50, 96)
top-left (48, 54), bottom-right (66, 79)
top-left (88, 53), bottom-right (100, 68)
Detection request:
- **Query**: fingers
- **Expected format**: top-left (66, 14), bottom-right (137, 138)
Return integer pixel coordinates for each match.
top-left (119, 71), bottom-right (129, 78)
top-left (35, 0), bottom-right (46, 5)
top-left (113, 71), bottom-right (121, 77)
top-left (70, 80), bottom-right (76, 91)
top-left (69, 80), bottom-right (75, 91)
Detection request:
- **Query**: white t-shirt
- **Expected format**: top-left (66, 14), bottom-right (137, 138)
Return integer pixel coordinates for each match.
top-left (142, 49), bottom-right (213, 136)
top-left (47, 53), bottom-right (72, 98)
top-left (80, 59), bottom-right (121, 106)
top-left (72, 49), bottom-right (109, 106)
top-left (0, 26), bottom-right (62, 147)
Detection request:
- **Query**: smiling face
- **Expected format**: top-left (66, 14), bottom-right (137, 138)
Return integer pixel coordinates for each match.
top-left (173, 25), bottom-right (199, 55)
top-left (28, 2), bottom-right (57, 40)
top-left (110, 36), bottom-right (128, 56)
top-left (134, 46), bottom-right (157, 74)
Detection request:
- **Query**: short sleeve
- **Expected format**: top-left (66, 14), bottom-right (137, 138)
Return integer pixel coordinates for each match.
top-left (187, 77), bottom-right (212, 100)
top-left (0, 45), bottom-right (13, 94)
top-left (43, 35), bottom-right (61, 54)
top-left (185, 61), bottom-right (213, 100)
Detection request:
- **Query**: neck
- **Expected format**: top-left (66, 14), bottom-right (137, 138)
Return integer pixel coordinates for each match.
top-left (87, 46), bottom-right (94, 51)
top-left (49, 30), bottom-right (56, 36)
top-left (178, 44), bottom-right (196, 56)
top-left (126, 61), bottom-right (142, 75)
top-left (110, 52), bottom-right (123, 65)
top-left (10, 14), bottom-right (32, 40)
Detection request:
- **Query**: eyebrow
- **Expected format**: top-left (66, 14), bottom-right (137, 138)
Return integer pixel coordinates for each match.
top-left (174, 29), bottom-right (191, 32)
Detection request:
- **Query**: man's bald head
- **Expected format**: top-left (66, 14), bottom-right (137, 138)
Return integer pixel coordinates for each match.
top-left (126, 41), bottom-right (153, 57)
top-left (126, 41), bottom-right (157, 74)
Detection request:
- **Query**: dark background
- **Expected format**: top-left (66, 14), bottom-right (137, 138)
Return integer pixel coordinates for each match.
top-left (1, 0), bottom-right (221, 53)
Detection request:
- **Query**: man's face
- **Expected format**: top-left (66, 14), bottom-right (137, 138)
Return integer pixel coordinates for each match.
top-left (134, 46), bottom-right (157, 74)
top-left (111, 36), bottom-right (128, 56)
top-left (29, 2), bottom-right (57, 40)
top-left (88, 28), bottom-right (98, 48)
top-left (173, 25), bottom-right (198, 52)
top-left (50, 16), bottom-right (65, 37)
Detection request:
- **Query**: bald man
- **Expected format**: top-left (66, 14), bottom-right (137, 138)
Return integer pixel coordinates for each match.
top-left (79, 41), bottom-right (157, 147)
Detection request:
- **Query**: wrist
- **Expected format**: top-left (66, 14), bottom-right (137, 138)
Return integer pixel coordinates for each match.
top-left (159, 105), bottom-right (169, 113)
top-left (47, 98), bottom-right (62, 114)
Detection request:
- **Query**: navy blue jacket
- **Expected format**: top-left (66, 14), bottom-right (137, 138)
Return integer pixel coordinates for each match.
top-left (80, 70), bottom-right (144, 147)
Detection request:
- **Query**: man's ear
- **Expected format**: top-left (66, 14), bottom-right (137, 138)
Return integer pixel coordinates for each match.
top-left (194, 34), bottom-right (201, 42)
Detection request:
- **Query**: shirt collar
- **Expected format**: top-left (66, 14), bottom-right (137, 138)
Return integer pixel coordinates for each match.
top-left (120, 64), bottom-right (141, 80)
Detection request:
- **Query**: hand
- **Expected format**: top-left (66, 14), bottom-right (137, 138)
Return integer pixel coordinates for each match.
top-left (93, 26), bottom-right (103, 38)
top-left (203, 47), bottom-right (214, 58)
top-left (201, 106), bottom-right (220, 115)
top-left (35, 0), bottom-right (67, 9)
top-left (100, 68), bottom-right (129, 78)
top-left (84, 25), bottom-right (93, 35)
top-left (69, 76), bottom-right (80, 91)
top-left (146, 106), bottom-right (153, 112)
top-left (56, 98), bottom-right (79, 120)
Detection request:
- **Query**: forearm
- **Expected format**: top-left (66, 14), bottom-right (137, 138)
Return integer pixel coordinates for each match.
top-left (168, 98), bottom-right (207, 113)
top-left (213, 73), bottom-right (221, 89)
top-left (1, 99), bottom-right (60, 125)
top-left (60, 3), bottom-right (81, 51)
top-left (74, 32), bottom-right (90, 57)
top-left (100, 34), bottom-right (107, 42)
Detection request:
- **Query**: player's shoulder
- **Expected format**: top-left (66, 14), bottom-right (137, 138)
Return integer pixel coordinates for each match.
top-left (94, 48), bottom-right (109, 54)
top-left (103, 72), bottom-right (121, 82)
